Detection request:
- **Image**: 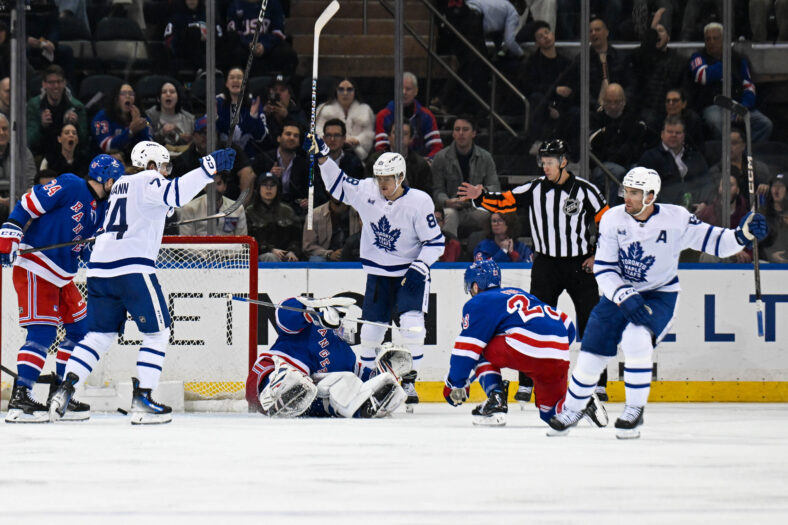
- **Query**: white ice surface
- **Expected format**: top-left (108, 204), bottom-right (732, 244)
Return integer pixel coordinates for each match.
top-left (4, 403), bottom-right (788, 524)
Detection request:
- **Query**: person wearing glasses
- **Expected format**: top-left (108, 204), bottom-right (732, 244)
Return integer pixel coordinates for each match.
top-left (660, 88), bottom-right (705, 153)
top-left (320, 118), bottom-right (364, 180)
top-left (315, 78), bottom-right (375, 161)
top-left (91, 82), bottom-right (152, 155)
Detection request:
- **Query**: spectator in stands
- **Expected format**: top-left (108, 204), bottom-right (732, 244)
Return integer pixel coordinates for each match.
top-left (217, 67), bottom-right (269, 160)
top-left (0, 77), bottom-right (9, 117)
top-left (708, 127), bottom-right (771, 203)
top-left (466, 0), bottom-right (524, 59)
top-left (632, 7), bottom-right (688, 130)
top-left (263, 74), bottom-right (307, 148)
top-left (638, 115), bottom-right (710, 209)
top-left (171, 115), bottom-right (255, 202)
top-left (164, 0), bottom-right (225, 72)
top-left (91, 82), bottom-right (152, 154)
top-left (25, 0), bottom-right (75, 82)
top-left (661, 88), bottom-right (705, 152)
top-left (26, 64), bottom-right (88, 158)
top-left (246, 171), bottom-right (302, 262)
top-left (0, 21), bottom-right (37, 86)
top-left (759, 174), bottom-right (788, 263)
top-left (321, 118), bottom-right (364, 180)
top-left (374, 72), bottom-right (443, 160)
top-left (578, 15), bottom-right (633, 109)
top-left (695, 174), bottom-right (751, 262)
top-left (519, 20), bottom-right (577, 156)
top-left (435, 207), bottom-right (462, 262)
top-left (146, 81), bottom-right (195, 153)
top-left (690, 22), bottom-right (773, 143)
top-left (750, 0), bottom-right (788, 42)
top-left (556, 0), bottom-right (622, 40)
top-left (366, 121), bottom-right (432, 195)
top-left (254, 120), bottom-right (326, 213)
top-left (39, 122), bottom-right (90, 177)
top-left (224, 0), bottom-right (297, 76)
top-left (301, 196), bottom-right (361, 262)
top-left (431, 116), bottom-right (500, 238)
top-left (680, 0), bottom-right (748, 41)
top-left (55, 0), bottom-right (90, 35)
top-left (0, 113), bottom-right (36, 223)
top-left (315, 78), bottom-right (375, 161)
top-left (473, 212), bottom-right (533, 263)
top-left (589, 83), bottom-right (652, 205)
top-left (178, 172), bottom-right (247, 236)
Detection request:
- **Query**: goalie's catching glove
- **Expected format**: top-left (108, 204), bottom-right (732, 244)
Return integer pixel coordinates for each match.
top-left (296, 296), bottom-right (356, 329)
top-left (735, 211), bottom-right (768, 246)
top-left (0, 222), bottom-right (23, 265)
top-left (303, 133), bottom-right (329, 159)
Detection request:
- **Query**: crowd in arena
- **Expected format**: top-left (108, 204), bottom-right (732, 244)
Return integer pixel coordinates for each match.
top-left (1, 0), bottom-right (786, 264)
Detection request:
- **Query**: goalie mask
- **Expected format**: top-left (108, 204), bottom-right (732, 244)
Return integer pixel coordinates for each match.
top-left (622, 167), bottom-right (661, 217)
top-left (131, 141), bottom-right (172, 176)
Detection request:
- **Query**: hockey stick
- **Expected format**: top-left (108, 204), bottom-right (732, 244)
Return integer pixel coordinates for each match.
top-left (714, 95), bottom-right (764, 337)
top-left (229, 294), bottom-right (423, 333)
top-left (306, 0), bottom-right (340, 231)
top-left (19, 237), bottom-right (96, 255)
top-left (0, 364), bottom-right (58, 384)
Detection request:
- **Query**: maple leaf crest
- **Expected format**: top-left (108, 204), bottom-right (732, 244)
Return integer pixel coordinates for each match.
top-left (617, 241), bottom-right (655, 283)
top-left (371, 215), bottom-right (401, 253)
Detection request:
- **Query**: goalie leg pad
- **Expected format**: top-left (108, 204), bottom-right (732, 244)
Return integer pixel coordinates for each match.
top-left (358, 373), bottom-right (406, 418)
top-left (375, 343), bottom-right (413, 381)
top-left (259, 357), bottom-right (318, 417)
top-left (315, 372), bottom-right (373, 418)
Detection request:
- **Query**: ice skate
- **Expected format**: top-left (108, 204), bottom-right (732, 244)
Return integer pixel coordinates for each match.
top-left (401, 371), bottom-right (418, 413)
top-left (6, 380), bottom-right (49, 423)
top-left (472, 381), bottom-right (508, 427)
top-left (514, 385), bottom-right (532, 411)
top-left (546, 407), bottom-right (585, 436)
top-left (615, 405), bottom-right (645, 439)
top-left (47, 373), bottom-right (90, 421)
top-left (48, 372), bottom-right (80, 422)
top-left (595, 385), bottom-right (608, 402)
top-left (583, 392), bottom-right (609, 427)
top-left (130, 377), bottom-right (173, 425)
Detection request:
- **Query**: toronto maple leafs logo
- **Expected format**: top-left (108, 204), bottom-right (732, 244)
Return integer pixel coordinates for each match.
top-left (371, 216), bottom-right (401, 252)
top-left (618, 242), bottom-right (655, 283)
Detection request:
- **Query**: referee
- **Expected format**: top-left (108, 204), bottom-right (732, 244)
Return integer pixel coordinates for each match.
top-left (458, 140), bottom-right (611, 401)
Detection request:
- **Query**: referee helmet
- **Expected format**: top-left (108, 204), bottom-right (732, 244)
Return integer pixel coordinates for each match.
top-left (536, 139), bottom-right (568, 167)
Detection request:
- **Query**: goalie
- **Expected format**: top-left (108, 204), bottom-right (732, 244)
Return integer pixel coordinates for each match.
top-left (245, 296), bottom-right (411, 418)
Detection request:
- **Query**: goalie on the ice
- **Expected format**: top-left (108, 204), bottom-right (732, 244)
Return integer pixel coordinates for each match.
top-left (245, 296), bottom-right (411, 418)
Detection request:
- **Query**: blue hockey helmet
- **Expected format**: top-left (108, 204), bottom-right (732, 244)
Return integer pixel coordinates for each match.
top-left (89, 154), bottom-right (124, 183)
top-left (464, 257), bottom-right (501, 294)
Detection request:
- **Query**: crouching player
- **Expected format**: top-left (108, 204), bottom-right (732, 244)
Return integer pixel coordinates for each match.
top-left (444, 259), bottom-right (608, 428)
top-left (548, 167), bottom-right (769, 439)
top-left (246, 296), bottom-right (409, 418)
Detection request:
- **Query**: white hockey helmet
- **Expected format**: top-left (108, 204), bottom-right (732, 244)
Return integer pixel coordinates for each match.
top-left (131, 141), bottom-right (172, 175)
top-left (622, 167), bottom-right (661, 207)
top-left (373, 152), bottom-right (406, 179)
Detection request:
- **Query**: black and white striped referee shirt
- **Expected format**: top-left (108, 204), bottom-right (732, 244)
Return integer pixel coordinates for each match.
top-left (473, 172), bottom-right (609, 257)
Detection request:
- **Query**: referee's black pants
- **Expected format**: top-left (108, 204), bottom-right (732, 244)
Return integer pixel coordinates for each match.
top-left (519, 253), bottom-right (607, 389)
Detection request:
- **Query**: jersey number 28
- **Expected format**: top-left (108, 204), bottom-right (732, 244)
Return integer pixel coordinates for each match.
top-left (106, 198), bottom-right (128, 239)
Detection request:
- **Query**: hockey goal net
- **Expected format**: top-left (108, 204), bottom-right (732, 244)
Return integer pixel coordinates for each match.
top-left (1, 236), bottom-right (258, 411)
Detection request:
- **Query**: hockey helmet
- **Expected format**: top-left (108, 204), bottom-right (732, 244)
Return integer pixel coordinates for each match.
top-left (88, 154), bottom-right (124, 183)
top-left (537, 139), bottom-right (568, 166)
top-left (464, 257), bottom-right (501, 295)
top-left (131, 141), bottom-right (172, 175)
top-left (622, 167), bottom-right (661, 207)
top-left (373, 152), bottom-right (406, 179)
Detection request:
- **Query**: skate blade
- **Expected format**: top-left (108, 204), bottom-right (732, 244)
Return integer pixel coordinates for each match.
top-left (545, 426), bottom-right (571, 437)
top-left (472, 413), bottom-right (506, 427)
top-left (6, 409), bottom-right (50, 424)
top-left (615, 428), bottom-right (641, 439)
top-left (131, 412), bottom-right (173, 425)
top-left (59, 411), bottom-right (90, 422)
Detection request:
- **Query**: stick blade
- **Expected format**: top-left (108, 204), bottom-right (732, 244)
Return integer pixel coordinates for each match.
top-left (713, 94), bottom-right (748, 116)
top-left (756, 304), bottom-right (764, 338)
top-left (315, 0), bottom-right (340, 32)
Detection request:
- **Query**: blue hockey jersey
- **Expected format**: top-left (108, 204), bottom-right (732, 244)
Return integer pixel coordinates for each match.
top-left (447, 287), bottom-right (576, 387)
top-left (11, 173), bottom-right (107, 287)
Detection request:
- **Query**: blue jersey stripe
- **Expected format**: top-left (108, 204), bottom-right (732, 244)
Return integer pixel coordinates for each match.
top-left (714, 229), bottom-right (724, 256)
top-left (163, 182), bottom-right (171, 205)
top-left (89, 257), bottom-right (156, 270)
top-left (329, 172), bottom-right (344, 195)
top-left (174, 177), bottom-right (181, 207)
top-left (701, 225), bottom-right (714, 253)
top-left (424, 242), bottom-right (445, 247)
top-left (595, 260), bottom-right (618, 266)
top-left (359, 258), bottom-right (411, 271)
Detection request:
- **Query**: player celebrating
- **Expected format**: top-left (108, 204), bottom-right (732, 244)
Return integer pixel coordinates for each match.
top-left (548, 167), bottom-right (769, 439)
top-left (443, 258), bottom-right (607, 427)
top-left (48, 141), bottom-right (236, 425)
top-left (308, 136), bottom-right (444, 408)
top-left (246, 296), bottom-right (408, 418)
top-left (0, 154), bottom-right (123, 423)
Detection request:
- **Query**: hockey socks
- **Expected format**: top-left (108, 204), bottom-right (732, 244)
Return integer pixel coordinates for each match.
top-left (136, 330), bottom-right (169, 390)
top-left (56, 321), bottom-right (87, 380)
top-left (621, 325), bottom-right (654, 407)
top-left (64, 332), bottom-right (115, 389)
top-left (564, 351), bottom-right (609, 413)
top-left (16, 325), bottom-right (57, 388)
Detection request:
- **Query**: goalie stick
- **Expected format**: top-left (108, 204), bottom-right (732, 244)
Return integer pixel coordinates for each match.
top-left (229, 294), bottom-right (424, 333)
top-left (714, 94), bottom-right (764, 337)
top-left (306, 0), bottom-right (340, 231)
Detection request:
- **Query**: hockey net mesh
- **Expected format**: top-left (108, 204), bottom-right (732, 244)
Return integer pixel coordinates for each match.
top-left (1, 236), bottom-right (257, 406)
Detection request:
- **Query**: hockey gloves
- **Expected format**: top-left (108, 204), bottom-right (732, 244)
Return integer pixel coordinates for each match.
top-left (735, 211), bottom-right (768, 246)
top-left (443, 378), bottom-right (470, 407)
top-left (0, 222), bottom-right (23, 265)
top-left (401, 260), bottom-right (429, 294)
top-left (303, 134), bottom-right (329, 159)
top-left (296, 296), bottom-right (356, 330)
top-left (615, 287), bottom-right (652, 327)
top-left (200, 148), bottom-right (237, 178)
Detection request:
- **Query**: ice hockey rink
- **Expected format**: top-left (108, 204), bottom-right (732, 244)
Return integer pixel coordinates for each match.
top-left (4, 402), bottom-right (788, 524)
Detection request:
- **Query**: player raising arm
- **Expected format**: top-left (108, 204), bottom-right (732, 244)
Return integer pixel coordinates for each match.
top-left (548, 167), bottom-right (768, 439)
top-left (444, 259), bottom-right (607, 428)
top-left (48, 141), bottom-right (236, 424)
top-left (1, 155), bottom-right (122, 423)
top-left (307, 135), bottom-right (444, 409)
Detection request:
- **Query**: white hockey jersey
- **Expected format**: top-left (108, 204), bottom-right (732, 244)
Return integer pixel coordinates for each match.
top-left (87, 166), bottom-right (214, 278)
top-left (594, 204), bottom-right (746, 300)
top-left (318, 159), bottom-right (444, 276)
